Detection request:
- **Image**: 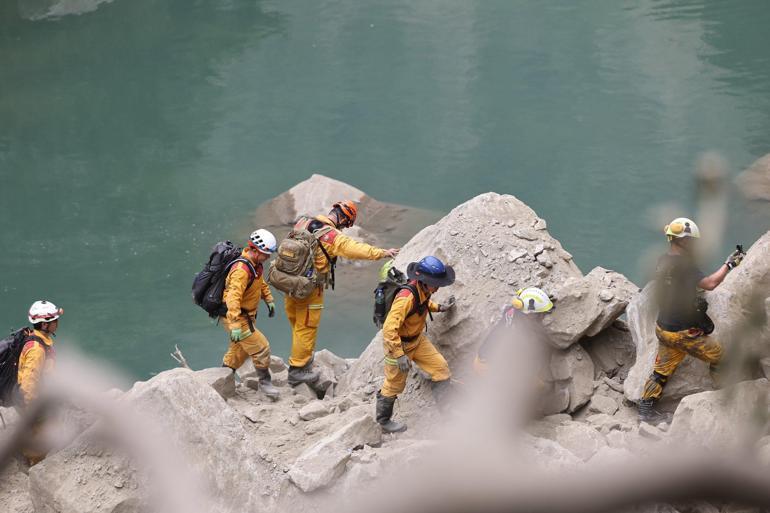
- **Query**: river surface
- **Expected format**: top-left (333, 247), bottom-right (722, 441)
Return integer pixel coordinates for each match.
top-left (1, 0), bottom-right (769, 378)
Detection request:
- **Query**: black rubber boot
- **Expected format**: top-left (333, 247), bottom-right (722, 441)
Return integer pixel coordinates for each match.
top-left (638, 398), bottom-right (665, 424)
top-left (376, 392), bottom-right (407, 433)
top-left (431, 379), bottom-right (453, 412)
top-left (256, 368), bottom-right (279, 400)
top-left (288, 364), bottom-right (319, 386)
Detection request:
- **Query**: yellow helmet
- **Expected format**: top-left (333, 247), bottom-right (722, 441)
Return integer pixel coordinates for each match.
top-left (664, 217), bottom-right (700, 240)
top-left (511, 287), bottom-right (553, 314)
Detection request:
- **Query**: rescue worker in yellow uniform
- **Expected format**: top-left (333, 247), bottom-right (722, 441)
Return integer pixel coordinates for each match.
top-left (285, 201), bottom-right (399, 386)
top-left (221, 229), bottom-right (280, 399)
top-left (377, 256), bottom-right (456, 433)
top-left (639, 217), bottom-right (744, 423)
top-left (473, 287), bottom-right (553, 377)
top-left (16, 300), bottom-right (63, 465)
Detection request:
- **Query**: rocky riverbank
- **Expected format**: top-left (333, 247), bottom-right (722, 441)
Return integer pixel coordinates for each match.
top-left (1, 178), bottom-right (769, 513)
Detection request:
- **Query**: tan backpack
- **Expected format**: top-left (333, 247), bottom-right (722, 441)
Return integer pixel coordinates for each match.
top-left (267, 217), bottom-right (334, 299)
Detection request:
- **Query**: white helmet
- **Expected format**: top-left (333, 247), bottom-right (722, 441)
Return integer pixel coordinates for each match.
top-left (664, 217), bottom-right (700, 239)
top-left (248, 229), bottom-right (277, 254)
top-left (512, 287), bottom-right (553, 314)
top-left (28, 300), bottom-right (63, 324)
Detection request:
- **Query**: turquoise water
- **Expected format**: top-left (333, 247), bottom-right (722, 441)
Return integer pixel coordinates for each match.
top-left (1, 0), bottom-right (769, 378)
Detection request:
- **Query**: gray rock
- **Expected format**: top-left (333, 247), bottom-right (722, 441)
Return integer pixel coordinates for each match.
top-left (193, 367), bottom-right (236, 400)
top-left (270, 355), bottom-right (288, 373)
top-left (520, 434), bottom-right (581, 471)
top-left (552, 421), bottom-right (608, 461)
top-left (586, 413), bottom-right (629, 434)
top-left (288, 414), bottom-right (382, 492)
top-left (588, 394), bottom-right (619, 416)
top-left (543, 267), bottom-right (638, 349)
top-left (299, 401), bottom-right (331, 421)
top-left (314, 349), bottom-right (349, 379)
top-left (668, 378), bottom-right (770, 449)
top-left (244, 377), bottom-right (260, 391)
top-left (737, 152), bottom-right (770, 202)
top-left (549, 344), bottom-right (595, 413)
top-left (0, 460), bottom-right (34, 513)
top-left (293, 383), bottom-right (318, 401)
top-left (29, 368), bottom-right (276, 513)
top-left (639, 422), bottom-right (665, 441)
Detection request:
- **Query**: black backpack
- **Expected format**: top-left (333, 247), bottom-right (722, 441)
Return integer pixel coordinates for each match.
top-left (373, 266), bottom-right (431, 328)
top-left (192, 241), bottom-right (256, 318)
top-left (0, 328), bottom-right (42, 407)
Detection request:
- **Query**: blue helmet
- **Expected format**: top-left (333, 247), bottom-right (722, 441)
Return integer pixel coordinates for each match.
top-left (407, 255), bottom-right (456, 287)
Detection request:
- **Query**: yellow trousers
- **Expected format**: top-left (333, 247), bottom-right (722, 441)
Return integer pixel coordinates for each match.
top-left (642, 325), bottom-right (723, 400)
top-left (285, 287), bottom-right (325, 367)
top-left (221, 316), bottom-right (271, 370)
top-left (380, 334), bottom-right (451, 398)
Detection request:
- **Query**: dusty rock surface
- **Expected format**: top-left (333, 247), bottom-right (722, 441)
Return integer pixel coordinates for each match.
top-left (0, 460), bottom-right (34, 513)
top-left (668, 378), bottom-right (770, 449)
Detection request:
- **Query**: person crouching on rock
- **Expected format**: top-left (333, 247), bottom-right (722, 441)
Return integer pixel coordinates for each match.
top-left (473, 287), bottom-right (554, 377)
top-left (376, 256), bottom-right (456, 434)
top-left (221, 229), bottom-right (280, 399)
top-left (638, 217), bottom-right (744, 423)
top-left (15, 300), bottom-right (63, 466)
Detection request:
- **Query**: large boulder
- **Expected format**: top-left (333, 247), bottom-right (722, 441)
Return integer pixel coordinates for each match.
top-left (625, 232), bottom-right (770, 403)
top-left (668, 378), bottom-right (770, 449)
top-left (29, 368), bottom-right (278, 513)
top-left (528, 419), bottom-right (607, 461)
top-left (287, 413), bottom-right (382, 493)
top-left (385, 192), bottom-right (634, 367)
top-left (254, 173), bottom-right (440, 257)
top-left (542, 268), bottom-right (639, 349)
top-left (737, 153), bottom-right (770, 202)
top-left (193, 367), bottom-right (236, 400)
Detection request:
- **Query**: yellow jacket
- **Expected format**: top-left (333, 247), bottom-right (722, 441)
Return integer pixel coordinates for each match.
top-left (311, 215), bottom-right (387, 274)
top-left (223, 251), bottom-right (274, 325)
top-left (17, 330), bottom-right (55, 404)
top-left (382, 282), bottom-right (440, 358)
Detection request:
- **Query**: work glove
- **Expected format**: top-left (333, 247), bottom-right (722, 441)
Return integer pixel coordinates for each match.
top-left (439, 296), bottom-right (456, 312)
top-left (396, 355), bottom-right (411, 373)
top-left (725, 247), bottom-right (745, 270)
top-left (229, 328), bottom-right (251, 342)
top-left (267, 302), bottom-right (276, 318)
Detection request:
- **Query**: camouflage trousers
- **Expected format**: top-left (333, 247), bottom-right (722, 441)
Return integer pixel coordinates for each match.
top-left (641, 325), bottom-right (723, 401)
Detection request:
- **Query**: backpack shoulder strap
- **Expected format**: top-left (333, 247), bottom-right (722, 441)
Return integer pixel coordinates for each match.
top-left (399, 284), bottom-right (424, 317)
top-left (229, 258), bottom-right (258, 288)
top-left (21, 335), bottom-right (46, 356)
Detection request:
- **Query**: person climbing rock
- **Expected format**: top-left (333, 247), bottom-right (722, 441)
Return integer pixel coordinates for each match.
top-left (639, 217), bottom-right (744, 423)
top-left (15, 300), bottom-right (63, 465)
top-left (376, 256), bottom-right (456, 434)
top-left (281, 201), bottom-right (399, 386)
top-left (473, 287), bottom-right (554, 377)
top-left (221, 229), bottom-right (280, 399)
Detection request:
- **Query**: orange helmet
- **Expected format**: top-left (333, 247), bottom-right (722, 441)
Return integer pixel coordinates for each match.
top-left (332, 200), bottom-right (358, 227)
